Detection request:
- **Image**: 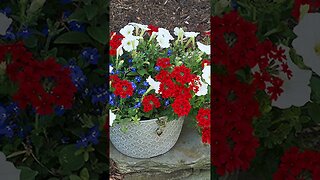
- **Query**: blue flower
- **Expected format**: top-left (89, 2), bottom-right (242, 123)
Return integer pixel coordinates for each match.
top-left (87, 125), bottom-right (100, 145)
top-left (135, 76), bottom-right (142, 83)
top-left (61, 137), bottom-right (70, 144)
top-left (68, 63), bottom-right (87, 90)
top-left (131, 82), bottom-right (137, 90)
top-left (60, 0), bottom-right (72, 4)
top-left (68, 21), bottom-right (86, 32)
top-left (134, 102), bottom-right (141, 108)
top-left (154, 66), bottom-right (160, 71)
top-left (167, 49), bottom-right (172, 56)
top-left (128, 59), bottom-right (133, 64)
top-left (137, 89), bottom-right (146, 95)
top-left (41, 26), bottom-right (49, 36)
top-left (76, 136), bottom-right (89, 148)
top-left (62, 10), bottom-right (72, 20)
top-left (81, 47), bottom-right (100, 65)
top-left (0, 124), bottom-right (15, 138)
top-left (17, 27), bottom-right (31, 39)
top-left (55, 106), bottom-right (65, 116)
top-left (131, 68), bottom-right (137, 72)
top-left (109, 94), bottom-right (116, 106)
top-left (231, 0), bottom-right (238, 10)
top-left (0, 7), bottom-right (12, 16)
top-left (0, 26), bottom-right (16, 40)
top-left (165, 100), bottom-right (170, 106)
top-left (5, 102), bottom-right (19, 117)
top-left (143, 81), bottom-right (149, 86)
top-left (91, 85), bottom-right (108, 104)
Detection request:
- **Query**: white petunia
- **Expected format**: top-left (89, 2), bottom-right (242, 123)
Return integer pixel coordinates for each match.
top-left (121, 35), bottom-right (139, 52)
top-left (156, 35), bottom-right (171, 48)
top-left (272, 45), bottom-right (312, 109)
top-left (197, 42), bottom-right (211, 55)
top-left (109, 65), bottom-right (113, 73)
top-left (146, 76), bottom-right (160, 93)
top-left (0, 13), bottom-right (12, 35)
top-left (119, 25), bottom-right (134, 37)
top-left (195, 76), bottom-right (208, 96)
top-left (109, 110), bottom-right (116, 126)
top-left (156, 28), bottom-right (173, 48)
top-left (292, 13), bottom-right (320, 76)
top-left (158, 28), bottom-right (174, 40)
top-left (174, 27), bottom-right (184, 37)
top-left (184, 32), bottom-right (200, 38)
top-left (128, 22), bottom-right (150, 31)
top-left (202, 65), bottom-right (211, 85)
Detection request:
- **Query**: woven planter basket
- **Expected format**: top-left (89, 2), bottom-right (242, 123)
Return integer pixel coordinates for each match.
top-left (110, 116), bottom-right (184, 158)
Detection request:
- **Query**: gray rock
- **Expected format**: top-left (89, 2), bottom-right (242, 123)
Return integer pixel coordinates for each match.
top-left (0, 152), bottom-right (20, 180)
top-left (110, 118), bottom-right (210, 177)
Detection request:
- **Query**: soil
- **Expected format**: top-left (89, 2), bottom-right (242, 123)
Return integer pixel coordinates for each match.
top-left (110, 0), bottom-right (210, 33)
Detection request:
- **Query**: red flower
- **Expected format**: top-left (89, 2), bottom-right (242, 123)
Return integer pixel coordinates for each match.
top-left (159, 79), bottom-right (177, 98)
top-left (147, 24), bottom-right (159, 36)
top-left (171, 97), bottom-right (191, 117)
top-left (196, 108), bottom-right (211, 128)
top-left (201, 59), bottom-right (211, 68)
top-left (109, 32), bottom-right (124, 56)
top-left (156, 58), bottom-right (171, 68)
top-left (171, 65), bottom-right (193, 85)
top-left (142, 94), bottom-right (161, 112)
top-left (113, 79), bottom-right (134, 98)
top-left (201, 127), bottom-right (210, 144)
top-left (155, 70), bottom-right (170, 82)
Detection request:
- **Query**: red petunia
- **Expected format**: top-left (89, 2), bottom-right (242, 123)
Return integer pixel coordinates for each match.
top-left (156, 58), bottom-right (171, 68)
top-left (171, 97), bottom-right (191, 117)
top-left (142, 94), bottom-right (161, 112)
top-left (147, 24), bottom-right (159, 36)
top-left (113, 79), bottom-right (134, 98)
top-left (196, 108), bottom-right (211, 128)
top-left (171, 65), bottom-right (193, 85)
top-left (201, 127), bottom-right (210, 144)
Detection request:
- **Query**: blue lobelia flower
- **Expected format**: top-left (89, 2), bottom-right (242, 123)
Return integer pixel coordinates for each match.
top-left (109, 93), bottom-right (116, 106)
top-left (5, 102), bottom-right (19, 117)
top-left (0, 7), bottom-right (12, 16)
top-left (68, 63), bottom-right (87, 90)
top-left (60, 0), bottom-right (72, 4)
top-left (135, 76), bottom-right (142, 83)
top-left (165, 99), bottom-right (170, 106)
top-left (81, 47), bottom-right (100, 65)
top-left (76, 136), bottom-right (89, 148)
top-left (154, 66), bottom-right (160, 71)
top-left (0, 26), bottom-right (16, 40)
top-left (91, 85), bottom-right (108, 104)
top-left (41, 26), bottom-right (49, 36)
top-left (131, 68), bottom-right (137, 72)
top-left (55, 106), bottom-right (65, 116)
top-left (143, 81), bottom-right (149, 87)
top-left (68, 21), bottom-right (86, 32)
top-left (131, 82), bottom-right (137, 90)
top-left (128, 59), bottom-right (133, 64)
top-left (134, 102), bottom-right (141, 108)
top-left (167, 49), bottom-right (172, 56)
top-left (137, 89), bottom-right (146, 95)
top-left (62, 10), bottom-right (72, 20)
top-left (87, 125), bottom-right (100, 145)
top-left (61, 137), bottom-right (70, 144)
top-left (17, 27), bottom-right (31, 39)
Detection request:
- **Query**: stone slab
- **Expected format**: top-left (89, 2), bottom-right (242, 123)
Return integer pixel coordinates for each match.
top-left (110, 118), bottom-right (210, 176)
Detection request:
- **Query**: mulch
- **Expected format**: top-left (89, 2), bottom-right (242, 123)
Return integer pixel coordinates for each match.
top-left (110, 0), bottom-right (210, 33)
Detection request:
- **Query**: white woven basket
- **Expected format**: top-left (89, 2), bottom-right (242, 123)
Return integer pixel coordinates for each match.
top-left (110, 116), bottom-right (184, 158)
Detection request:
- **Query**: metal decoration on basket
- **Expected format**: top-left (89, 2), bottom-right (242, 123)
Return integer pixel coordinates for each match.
top-left (110, 116), bottom-right (185, 158)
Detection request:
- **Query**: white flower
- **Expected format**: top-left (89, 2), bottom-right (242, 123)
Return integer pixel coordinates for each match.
top-left (158, 28), bottom-right (174, 40)
top-left (174, 27), bottom-right (184, 37)
top-left (119, 25), bottom-right (134, 37)
top-left (146, 76), bottom-right (160, 93)
top-left (0, 13), bottom-right (12, 35)
top-left (109, 65), bottom-right (113, 73)
top-left (202, 65), bottom-right (211, 85)
top-left (156, 28), bottom-right (173, 48)
top-left (121, 35), bottom-right (139, 52)
top-left (197, 42), bottom-right (211, 55)
top-left (116, 44), bottom-right (123, 57)
top-left (109, 110), bottom-right (116, 126)
top-left (195, 76), bottom-right (208, 96)
top-left (184, 32), bottom-right (200, 38)
top-left (292, 13), bottom-right (320, 76)
top-left (272, 45), bottom-right (312, 109)
top-left (128, 22), bottom-right (150, 31)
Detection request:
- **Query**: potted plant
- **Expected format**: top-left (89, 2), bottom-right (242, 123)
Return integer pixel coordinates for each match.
top-left (108, 23), bottom-right (211, 158)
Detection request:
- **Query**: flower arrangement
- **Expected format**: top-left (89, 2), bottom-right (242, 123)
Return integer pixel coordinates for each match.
top-left (212, 0), bottom-right (320, 179)
top-left (108, 23), bottom-right (211, 144)
top-left (0, 0), bottom-right (109, 179)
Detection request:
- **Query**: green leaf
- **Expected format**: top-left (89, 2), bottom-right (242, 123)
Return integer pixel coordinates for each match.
top-left (87, 26), bottom-right (108, 45)
top-left (84, 4), bottom-right (98, 20)
top-left (68, 8), bottom-right (87, 22)
top-left (24, 36), bottom-right (38, 48)
top-left (18, 166), bottom-right (38, 180)
top-left (83, 151), bottom-right (89, 162)
top-left (80, 168), bottom-right (90, 180)
top-left (59, 145), bottom-right (85, 171)
top-left (69, 175), bottom-right (82, 180)
top-left (137, 69), bottom-right (147, 76)
top-left (308, 103), bottom-right (320, 123)
top-left (54, 32), bottom-right (92, 44)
